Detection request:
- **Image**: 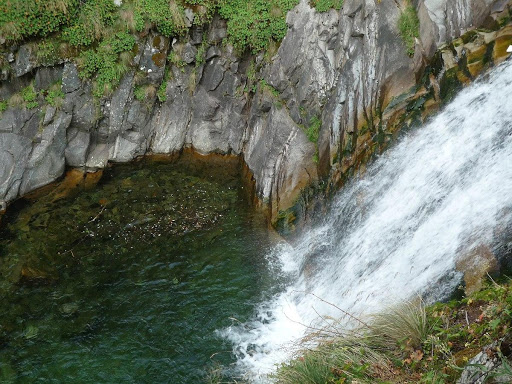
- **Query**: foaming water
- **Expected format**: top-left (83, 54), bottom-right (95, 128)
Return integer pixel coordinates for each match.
top-left (223, 59), bottom-right (512, 381)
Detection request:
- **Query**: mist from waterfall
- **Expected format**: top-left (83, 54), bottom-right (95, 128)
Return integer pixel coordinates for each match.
top-left (221, 59), bottom-right (512, 382)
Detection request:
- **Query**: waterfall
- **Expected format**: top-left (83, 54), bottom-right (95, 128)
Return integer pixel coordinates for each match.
top-left (221, 59), bottom-right (512, 382)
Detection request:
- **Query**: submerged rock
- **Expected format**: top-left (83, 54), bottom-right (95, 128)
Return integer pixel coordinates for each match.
top-left (60, 302), bottom-right (79, 316)
top-left (19, 265), bottom-right (57, 286)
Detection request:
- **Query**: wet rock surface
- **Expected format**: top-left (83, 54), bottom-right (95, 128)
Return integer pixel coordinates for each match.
top-left (0, 0), bottom-right (510, 222)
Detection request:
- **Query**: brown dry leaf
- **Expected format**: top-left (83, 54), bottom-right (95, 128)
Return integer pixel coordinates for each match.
top-left (410, 350), bottom-right (424, 362)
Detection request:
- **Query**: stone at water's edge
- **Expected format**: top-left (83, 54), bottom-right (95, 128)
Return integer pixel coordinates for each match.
top-left (0, 0), bottom-right (511, 224)
top-left (457, 341), bottom-right (512, 384)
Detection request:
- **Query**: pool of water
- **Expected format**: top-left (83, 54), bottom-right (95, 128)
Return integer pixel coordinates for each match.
top-left (0, 154), bottom-right (277, 383)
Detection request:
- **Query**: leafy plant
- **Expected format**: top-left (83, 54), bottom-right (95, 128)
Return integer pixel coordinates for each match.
top-left (21, 84), bottom-right (37, 104)
top-left (62, 0), bottom-right (117, 46)
top-left (77, 32), bottom-right (135, 97)
top-left (26, 101), bottom-right (39, 109)
top-left (36, 39), bottom-right (60, 66)
top-left (0, 100), bottom-right (7, 113)
top-left (0, 0), bottom-right (78, 42)
top-left (195, 34), bottom-right (209, 67)
top-left (134, 0), bottom-right (187, 37)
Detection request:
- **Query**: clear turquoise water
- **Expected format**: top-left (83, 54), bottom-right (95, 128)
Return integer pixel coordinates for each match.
top-left (0, 156), bottom-right (275, 383)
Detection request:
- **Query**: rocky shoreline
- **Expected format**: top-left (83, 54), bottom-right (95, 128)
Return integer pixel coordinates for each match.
top-left (1, 0), bottom-right (511, 225)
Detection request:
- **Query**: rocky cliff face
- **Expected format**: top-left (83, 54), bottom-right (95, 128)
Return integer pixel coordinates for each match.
top-left (0, 0), bottom-right (511, 221)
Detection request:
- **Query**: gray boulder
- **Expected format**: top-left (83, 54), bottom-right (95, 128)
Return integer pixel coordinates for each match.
top-left (457, 342), bottom-right (512, 384)
top-left (19, 112), bottom-right (72, 195)
top-left (62, 63), bottom-right (81, 94)
top-left (14, 44), bottom-right (36, 77)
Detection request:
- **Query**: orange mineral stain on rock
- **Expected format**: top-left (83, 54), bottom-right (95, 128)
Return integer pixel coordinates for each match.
top-left (21, 169), bottom-right (104, 204)
top-left (456, 244), bottom-right (499, 295)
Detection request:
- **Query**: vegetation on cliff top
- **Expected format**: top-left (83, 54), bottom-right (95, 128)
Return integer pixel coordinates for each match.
top-left (274, 277), bottom-right (512, 384)
top-left (0, 0), bottom-right (343, 45)
top-left (0, 0), bottom-right (341, 54)
top-left (0, 0), bottom-right (348, 98)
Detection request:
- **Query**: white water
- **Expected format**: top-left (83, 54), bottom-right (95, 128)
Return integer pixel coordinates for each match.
top-left (222, 59), bottom-right (512, 382)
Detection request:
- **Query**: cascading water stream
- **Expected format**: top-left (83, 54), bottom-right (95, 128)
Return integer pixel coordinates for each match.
top-left (222, 59), bottom-right (512, 381)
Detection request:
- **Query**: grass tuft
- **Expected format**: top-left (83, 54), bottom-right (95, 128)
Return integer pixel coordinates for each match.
top-left (398, 1), bottom-right (420, 57)
top-left (370, 299), bottom-right (430, 350)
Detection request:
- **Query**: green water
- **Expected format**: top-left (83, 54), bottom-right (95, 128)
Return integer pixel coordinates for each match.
top-left (0, 156), bottom-right (275, 383)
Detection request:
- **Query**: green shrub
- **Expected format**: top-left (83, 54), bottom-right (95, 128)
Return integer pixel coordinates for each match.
top-left (195, 35), bottom-right (208, 67)
top-left (310, 0), bottom-right (343, 12)
top-left (21, 84), bottom-right (39, 109)
top-left (3, 0), bottom-right (302, 64)
top-left (93, 61), bottom-right (130, 98)
top-left (0, 100), bottom-right (7, 113)
top-left (398, 2), bottom-right (420, 56)
top-left (0, 0), bottom-right (79, 42)
top-left (77, 31), bottom-right (135, 97)
top-left (62, 0), bottom-right (117, 46)
top-left (107, 32), bottom-right (137, 54)
top-left (218, 0), bottom-right (300, 53)
top-left (134, 0), bottom-right (188, 37)
top-left (79, 49), bottom-right (105, 80)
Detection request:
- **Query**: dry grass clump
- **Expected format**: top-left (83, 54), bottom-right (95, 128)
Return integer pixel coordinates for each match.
top-left (275, 299), bottom-right (429, 384)
top-left (276, 278), bottom-right (512, 384)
